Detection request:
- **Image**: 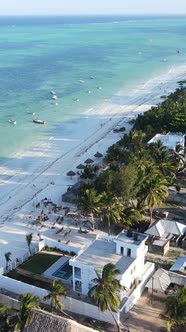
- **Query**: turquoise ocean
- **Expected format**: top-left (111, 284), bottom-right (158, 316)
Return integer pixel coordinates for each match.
top-left (0, 15), bottom-right (186, 165)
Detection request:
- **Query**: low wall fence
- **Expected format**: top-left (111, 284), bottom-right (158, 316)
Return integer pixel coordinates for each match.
top-left (39, 239), bottom-right (80, 255)
top-left (0, 293), bottom-right (20, 310)
top-left (0, 275), bottom-right (119, 325)
top-left (2, 246), bottom-right (39, 276)
top-left (1, 239), bottom-right (80, 276)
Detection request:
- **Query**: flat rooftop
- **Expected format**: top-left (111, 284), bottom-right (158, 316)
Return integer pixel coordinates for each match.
top-left (70, 238), bottom-right (134, 273)
top-left (116, 230), bottom-right (147, 245)
top-left (147, 133), bottom-right (185, 150)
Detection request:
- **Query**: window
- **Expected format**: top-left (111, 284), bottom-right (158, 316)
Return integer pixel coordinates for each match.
top-left (120, 246), bottom-right (124, 255)
top-left (127, 248), bottom-right (131, 257)
top-left (75, 267), bottom-right (81, 278)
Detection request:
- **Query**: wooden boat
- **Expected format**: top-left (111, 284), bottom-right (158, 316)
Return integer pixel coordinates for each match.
top-left (33, 119), bottom-right (47, 125)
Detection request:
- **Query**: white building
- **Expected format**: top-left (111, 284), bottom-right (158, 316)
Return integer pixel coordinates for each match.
top-left (147, 132), bottom-right (185, 153)
top-left (69, 230), bottom-right (153, 300)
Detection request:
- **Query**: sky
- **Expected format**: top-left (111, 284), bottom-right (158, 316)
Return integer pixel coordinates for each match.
top-left (0, 0), bottom-right (186, 16)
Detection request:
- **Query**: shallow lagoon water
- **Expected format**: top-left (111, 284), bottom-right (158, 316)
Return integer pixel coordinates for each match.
top-left (0, 15), bottom-right (186, 163)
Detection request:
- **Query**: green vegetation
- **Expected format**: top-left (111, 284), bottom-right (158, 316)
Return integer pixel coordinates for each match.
top-left (20, 253), bottom-right (61, 275)
top-left (177, 80), bottom-right (186, 84)
top-left (164, 286), bottom-right (186, 331)
top-left (43, 279), bottom-right (67, 313)
top-left (78, 188), bottom-right (103, 230)
top-left (88, 263), bottom-right (124, 332)
top-left (4, 252), bottom-right (12, 270)
top-left (25, 233), bottom-right (33, 254)
top-left (15, 293), bottom-right (40, 332)
top-left (77, 86), bottom-right (186, 232)
top-left (0, 304), bottom-right (15, 331)
top-left (42, 245), bottom-right (76, 256)
top-left (134, 87), bottom-right (186, 137)
top-left (165, 249), bottom-right (181, 259)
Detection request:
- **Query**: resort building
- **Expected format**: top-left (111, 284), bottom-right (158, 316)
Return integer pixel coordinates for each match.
top-left (0, 229), bottom-right (155, 325)
top-left (147, 132), bottom-right (185, 153)
top-left (69, 230), bottom-right (154, 300)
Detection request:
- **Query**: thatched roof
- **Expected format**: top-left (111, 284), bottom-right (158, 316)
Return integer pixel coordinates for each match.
top-left (62, 181), bottom-right (84, 203)
top-left (76, 163), bottom-right (85, 169)
top-left (66, 171), bottom-right (76, 177)
top-left (84, 158), bottom-right (94, 164)
top-left (23, 309), bottom-right (97, 332)
top-left (94, 151), bottom-right (103, 158)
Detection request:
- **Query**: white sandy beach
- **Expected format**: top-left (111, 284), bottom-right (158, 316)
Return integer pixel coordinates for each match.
top-left (0, 64), bottom-right (185, 268)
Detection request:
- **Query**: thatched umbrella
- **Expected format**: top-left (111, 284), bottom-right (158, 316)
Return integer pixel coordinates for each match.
top-left (76, 163), bottom-right (85, 170)
top-left (94, 151), bottom-right (103, 158)
top-left (84, 158), bottom-right (94, 164)
top-left (66, 170), bottom-right (76, 179)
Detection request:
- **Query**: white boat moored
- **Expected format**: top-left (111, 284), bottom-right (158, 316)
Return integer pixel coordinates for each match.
top-left (9, 119), bottom-right (16, 125)
top-left (33, 119), bottom-right (47, 125)
top-left (52, 95), bottom-right (58, 100)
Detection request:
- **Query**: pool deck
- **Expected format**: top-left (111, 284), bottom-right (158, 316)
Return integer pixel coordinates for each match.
top-left (43, 256), bottom-right (72, 283)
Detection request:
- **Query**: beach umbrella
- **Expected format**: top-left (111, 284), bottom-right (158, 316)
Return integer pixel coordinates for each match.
top-left (76, 163), bottom-right (85, 170)
top-left (94, 151), bottom-right (103, 158)
top-left (84, 158), bottom-right (94, 164)
top-left (66, 170), bottom-right (76, 179)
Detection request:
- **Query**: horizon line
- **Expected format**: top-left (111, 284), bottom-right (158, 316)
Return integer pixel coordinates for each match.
top-left (0, 13), bottom-right (186, 17)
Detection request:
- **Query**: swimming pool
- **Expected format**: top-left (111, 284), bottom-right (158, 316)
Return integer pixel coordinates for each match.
top-left (52, 260), bottom-right (72, 280)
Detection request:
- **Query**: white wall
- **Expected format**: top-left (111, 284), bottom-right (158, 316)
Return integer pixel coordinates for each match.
top-left (121, 262), bottom-right (155, 313)
top-left (39, 239), bottom-right (80, 255)
top-left (0, 275), bottom-right (119, 325)
top-left (115, 238), bottom-right (147, 259)
top-left (70, 260), bottom-right (97, 295)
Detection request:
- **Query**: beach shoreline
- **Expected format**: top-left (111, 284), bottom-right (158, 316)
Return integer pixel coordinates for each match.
top-left (0, 64), bottom-right (185, 266)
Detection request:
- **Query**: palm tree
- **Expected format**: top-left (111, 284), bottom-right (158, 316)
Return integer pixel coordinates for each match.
top-left (121, 206), bottom-right (142, 228)
top-left (78, 188), bottom-right (102, 230)
top-left (26, 233), bottom-right (33, 254)
top-left (144, 174), bottom-right (169, 224)
top-left (100, 193), bottom-right (123, 235)
top-left (148, 140), bottom-right (169, 164)
top-left (88, 263), bottom-right (124, 332)
top-left (173, 144), bottom-right (185, 168)
top-left (4, 252), bottom-right (12, 270)
top-left (15, 293), bottom-right (40, 332)
top-left (0, 304), bottom-right (15, 331)
top-left (164, 286), bottom-right (186, 331)
top-left (43, 280), bottom-right (66, 313)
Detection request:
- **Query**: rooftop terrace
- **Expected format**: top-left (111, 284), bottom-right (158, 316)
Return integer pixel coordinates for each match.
top-left (70, 238), bottom-right (134, 273)
top-left (116, 230), bottom-right (147, 245)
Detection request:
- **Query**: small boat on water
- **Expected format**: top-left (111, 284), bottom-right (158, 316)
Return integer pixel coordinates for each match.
top-left (79, 80), bottom-right (84, 83)
top-left (33, 119), bottom-right (47, 125)
top-left (9, 119), bottom-right (16, 125)
top-left (52, 95), bottom-right (58, 100)
top-left (50, 90), bottom-right (56, 95)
